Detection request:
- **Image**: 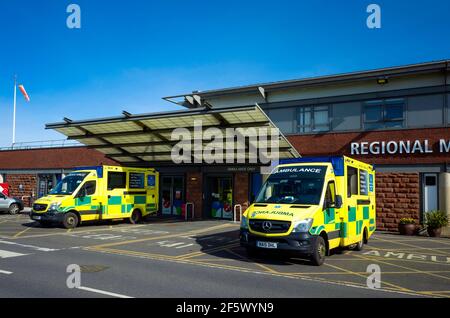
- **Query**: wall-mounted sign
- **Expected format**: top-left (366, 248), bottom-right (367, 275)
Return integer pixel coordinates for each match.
top-left (351, 139), bottom-right (450, 155)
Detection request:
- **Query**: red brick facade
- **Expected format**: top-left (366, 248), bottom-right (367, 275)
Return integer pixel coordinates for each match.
top-left (185, 172), bottom-right (203, 219)
top-left (376, 172), bottom-right (420, 231)
top-left (6, 174), bottom-right (37, 207)
top-left (233, 173), bottom-right (250, 221)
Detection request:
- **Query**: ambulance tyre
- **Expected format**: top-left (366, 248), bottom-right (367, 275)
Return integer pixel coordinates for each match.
top-left (130, 209), bottom-right (142, 224)
top-left (62, 212), bottom-right (79, 229)
top-left (310, 236), bottom-right (326, 266)
top-left (353, 228), bottom-right (367, 251)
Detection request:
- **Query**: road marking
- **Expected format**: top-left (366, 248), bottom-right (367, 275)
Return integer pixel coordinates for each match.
top-left (353, 253), bottom-right (450, 282)
top-left (225, 247), bottom-right (280, 274)
top-left (0, 269), bottom-right (13, 275)
top-left (13, 227), bottom-right (32, 238)
top-left (76, 286), bottom-right (133, 298)
top-left (88, 223), bottom-right (236, 249)
top-left (86, 246), bottom-right (430, 298)
top-left (0, 249), bottom-right (28, 259)
top-left (372, 236), bottom-right (450, 256)
top-left (0, 240), bottom-right (59, 252)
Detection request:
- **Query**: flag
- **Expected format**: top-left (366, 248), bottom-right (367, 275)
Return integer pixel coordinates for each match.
top-left (18, 84), bottom-right (30, 102)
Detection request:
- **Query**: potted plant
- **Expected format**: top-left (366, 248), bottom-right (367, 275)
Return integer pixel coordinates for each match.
top-left (398, 218), bottom-right (417, 235)
top-left (425, 210), bottom-right (449, 238)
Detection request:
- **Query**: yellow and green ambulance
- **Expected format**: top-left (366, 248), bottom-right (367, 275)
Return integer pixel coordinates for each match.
top-left (240, 156), bottom-right (375, 266)
top-left (30, 165), bottom-right (158, 229)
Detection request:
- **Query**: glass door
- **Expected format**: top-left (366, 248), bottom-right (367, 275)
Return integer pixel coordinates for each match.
top-left (161, 176), bottom-right (185, 216)
top-left (209, 177), bottom-right (233, 220)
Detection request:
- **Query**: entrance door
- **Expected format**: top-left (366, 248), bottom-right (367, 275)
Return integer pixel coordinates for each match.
top-left (160, 176), bottom-right (185, 216)
top-left (206, 176), bottom-right (233, 220)
top-left (423, 174), bottom-right (438, 213)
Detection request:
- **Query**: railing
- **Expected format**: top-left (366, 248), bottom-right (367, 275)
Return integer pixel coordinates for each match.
top-left (185, 202), bottom-right (195, 221)
top-left (0, 139), bottom-right (83, 151)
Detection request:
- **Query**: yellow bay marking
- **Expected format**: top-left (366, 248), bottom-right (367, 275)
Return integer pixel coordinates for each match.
top-left (372, 236), bottom-right (450, 247)
top-left (13, 227), bottom-right (32, 238)
top-left (371, 236), bottom-right (450, 256)
top-left (365, 245), bottom-right (450, 257)
top-left (352, 252), bottom-right (450, 283)
top-left (224, 247), bottom-right (280, 274)
top-left (323, 260), bottom-right (412, 292)
top-left (84, 245), bottom-right (430, 298)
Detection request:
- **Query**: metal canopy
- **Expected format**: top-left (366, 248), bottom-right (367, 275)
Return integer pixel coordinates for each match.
top-left (46, 105), bottom-right (300, 165)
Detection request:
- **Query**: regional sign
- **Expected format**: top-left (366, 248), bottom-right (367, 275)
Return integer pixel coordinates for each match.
top-left (351, 139), bottom-right (450, 155)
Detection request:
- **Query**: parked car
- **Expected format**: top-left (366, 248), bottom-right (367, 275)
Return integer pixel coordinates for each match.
top-left (0, 192), bottom-right (24, 215)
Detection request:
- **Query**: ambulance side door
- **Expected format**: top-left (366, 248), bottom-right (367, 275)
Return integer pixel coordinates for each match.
top-left (145, 172), bottom-right (158, 214)
top-left (74, 178), bottom-right (100, 221)
top-left (323, 180), bottom-right (341, 249)
top-left (105, 171), bottom-right (127, 218)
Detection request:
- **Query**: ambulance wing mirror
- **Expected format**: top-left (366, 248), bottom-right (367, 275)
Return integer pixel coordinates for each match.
top-left (335, 195), bottom-right (343, 209)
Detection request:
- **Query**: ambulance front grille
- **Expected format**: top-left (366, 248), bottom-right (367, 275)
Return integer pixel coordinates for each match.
top-left (33, 203), bottom-right (47, 212)
top-left (249, 219), bottom-right (291, 234)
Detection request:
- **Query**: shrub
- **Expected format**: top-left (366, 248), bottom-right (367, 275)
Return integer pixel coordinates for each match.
top-left (425, 210), bottom-right (449, 229)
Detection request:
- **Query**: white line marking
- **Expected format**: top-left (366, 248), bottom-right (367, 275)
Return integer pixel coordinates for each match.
top-left (76, 286), bottom-right (133, 298)
top-left (0, 269), bottom-right (13, 275)
top-left (0, 249), bottom-right (27, 259)
top-left (0, 240), bottom-right (59, 252)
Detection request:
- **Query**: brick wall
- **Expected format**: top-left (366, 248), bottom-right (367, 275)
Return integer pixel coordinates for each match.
top-left (376, 172), bottom-right (420, 231)
top-left (186, 172), bottom-right (203, 219)
top-left (233, 173), bottom-right (250, 221)
top-left (6, 174), bottom-right (37, 207)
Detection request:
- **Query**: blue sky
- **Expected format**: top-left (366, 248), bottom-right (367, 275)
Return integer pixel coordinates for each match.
top-left (0, 0), bottom-right (449, 146)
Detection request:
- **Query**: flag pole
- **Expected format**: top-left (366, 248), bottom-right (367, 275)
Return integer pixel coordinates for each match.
top-left (12, 75), bottom-right (17, 147)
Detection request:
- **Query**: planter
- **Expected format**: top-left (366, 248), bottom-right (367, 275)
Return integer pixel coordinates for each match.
top-left (427, 227), bottom-right (442, 238)
top-left (398, 223), bottom-right (416, 236)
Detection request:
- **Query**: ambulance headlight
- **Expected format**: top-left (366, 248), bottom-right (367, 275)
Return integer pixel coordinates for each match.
top-left (48, 202), bottom-right (61, 212)
top-left (241, 215), bottom-right (249, 230)
top-left (292, 219), bottom-right (313, 233)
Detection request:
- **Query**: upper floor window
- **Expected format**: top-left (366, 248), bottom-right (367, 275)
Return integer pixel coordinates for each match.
top-left (298, 106), bottom-right (330, 133)
top-left (364, 98), bottom-right (405, 130)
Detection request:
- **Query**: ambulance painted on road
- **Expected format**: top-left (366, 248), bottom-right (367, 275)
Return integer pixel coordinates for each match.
top-left (240, 156), bottom-right (376, 266)
top-left (30, 166), bottom-right (158, 229)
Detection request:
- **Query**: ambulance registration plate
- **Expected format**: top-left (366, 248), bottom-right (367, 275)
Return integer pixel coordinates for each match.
top-left (256, 241), bottom-right (278, 249)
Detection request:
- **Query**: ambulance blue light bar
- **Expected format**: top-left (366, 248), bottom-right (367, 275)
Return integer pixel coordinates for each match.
top-left (279, 156), bottom-right (345, 176)
top-left (73, 166), bottom-right (104, 178)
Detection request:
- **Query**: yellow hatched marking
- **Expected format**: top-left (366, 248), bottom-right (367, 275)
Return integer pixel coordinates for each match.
top-left (13, 227), bottom-right (32, 238)
top-left (371, 236), bottom-right (450, 256)
top-left (353, 253), bottom-right (450, 282)
top-left (323, 261), bottom-right (412, 292)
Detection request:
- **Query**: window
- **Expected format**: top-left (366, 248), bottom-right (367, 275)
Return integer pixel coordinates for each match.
top-left (347, 167), bottom-right (358, 197)
top-left (298, 106), bottom-right (330, 133)
top-left (129, 173), bottom-right (145, 189)
top-left (108, 172), bottom-right (126, 190)
top-left (364, 99), bottom-right (404, 130)
top-left (78, 181), bottom-right (96, 197)
top-left (267, 108), bottom-right (296, 134)
top-left (359, 170), bottom-right (368, 195)
top-left (332, 102), bottom-right (362, 131)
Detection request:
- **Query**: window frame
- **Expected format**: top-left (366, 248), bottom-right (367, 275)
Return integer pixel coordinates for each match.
top-left (363, 98), bottom-right (405, 130)
top-left (298, 105), bottom-right (330, 133)
top-left (107, 171), bottom-right (127, 191)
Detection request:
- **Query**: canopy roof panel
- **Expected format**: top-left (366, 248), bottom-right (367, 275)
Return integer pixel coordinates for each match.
top-left (46, 105), bottom-right (300, 165)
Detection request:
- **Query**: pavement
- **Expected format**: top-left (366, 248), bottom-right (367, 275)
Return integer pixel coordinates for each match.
top-left (0, 212), bottom-right (449, 298)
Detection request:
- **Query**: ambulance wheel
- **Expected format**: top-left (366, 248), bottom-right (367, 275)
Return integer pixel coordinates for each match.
top-left (310, 236), bottom-right (326, 266)
top-left (130, 210), bottom-right (142, 224)
top-left (353, 239), bottom-right (364, 251)
top-left (8, 203), bottom-right (20, 215)
top-left (62, 212), bottom-right (79, 229)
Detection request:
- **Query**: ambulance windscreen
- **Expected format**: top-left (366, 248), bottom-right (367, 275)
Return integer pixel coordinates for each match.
top-left (49, 172), bottom-right (89, 195)
top-left (255, 166), bottom-right (326, 205)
